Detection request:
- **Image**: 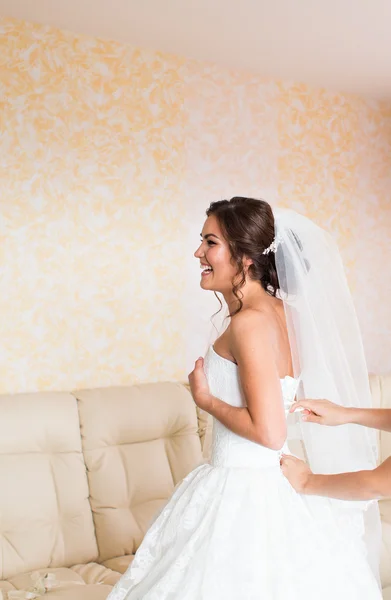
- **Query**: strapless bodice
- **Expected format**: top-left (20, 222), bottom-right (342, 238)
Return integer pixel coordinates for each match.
top-left (204, 346), bottom-right (299, 469)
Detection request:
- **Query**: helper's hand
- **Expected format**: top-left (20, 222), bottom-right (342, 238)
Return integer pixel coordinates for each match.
top-left (280, 454), bottom-right (312, 493)
top-left (290, 399), bottom-right (350, 426)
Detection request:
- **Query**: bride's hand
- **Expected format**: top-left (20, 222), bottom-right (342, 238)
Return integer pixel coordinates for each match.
top-left (280, 454), bottom-right (312, 493)
top-left (289, 399), bottom-right (350, 426)
top-left (188, 358), bottom-right (214, 412)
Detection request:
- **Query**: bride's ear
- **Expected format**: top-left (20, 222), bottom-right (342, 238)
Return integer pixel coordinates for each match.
top-left (243, 256), bottom-right (253, 272)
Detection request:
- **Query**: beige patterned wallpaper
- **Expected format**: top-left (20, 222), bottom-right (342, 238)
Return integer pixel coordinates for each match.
top-left (0, 17), bottom-right (390, 394)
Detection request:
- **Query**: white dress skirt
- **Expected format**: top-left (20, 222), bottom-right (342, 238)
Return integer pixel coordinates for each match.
top-left (107, 346), bottom-right (382, 600)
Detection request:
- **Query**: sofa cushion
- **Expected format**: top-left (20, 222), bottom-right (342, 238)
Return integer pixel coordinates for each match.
top-left (71, 562), bottom-right (121, 585)
top-left (102, 556), bottom-right (134, 575)
top-left (3, 567), bottom-right (113, 599)
top-left (384, 587), bottom-right (391, 600)
top-left (0, 392), bottom-right (98, 580)
top-left (75, 383), bottom-right (204, 561)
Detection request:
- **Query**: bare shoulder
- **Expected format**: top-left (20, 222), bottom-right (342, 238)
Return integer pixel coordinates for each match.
top-left (229, 308), bottom-right (281, 386)
top-left (230, 308), bottom-right (273, 339)
top-left (229, 308), bottom-right (276, 352)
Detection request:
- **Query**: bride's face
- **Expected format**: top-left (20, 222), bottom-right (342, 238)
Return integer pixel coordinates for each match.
top-left (194, 215), bottom-right (239, 292)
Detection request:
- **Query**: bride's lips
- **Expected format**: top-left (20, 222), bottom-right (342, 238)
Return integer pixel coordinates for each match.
top-left (200, 263), bottom-right (213, 277)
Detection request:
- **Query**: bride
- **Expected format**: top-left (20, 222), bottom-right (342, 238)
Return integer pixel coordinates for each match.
top-left (108, 197), bottom-right (381, 599)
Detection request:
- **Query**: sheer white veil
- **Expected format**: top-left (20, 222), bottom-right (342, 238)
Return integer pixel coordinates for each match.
top-left (274, 208), bottom-right (377, 472)
top-left (274, 208), bottom-right (381, 580)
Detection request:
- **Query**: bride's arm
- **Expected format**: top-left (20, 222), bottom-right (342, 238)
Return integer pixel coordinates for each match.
top-left (189, 310), bottom-right (287, 450)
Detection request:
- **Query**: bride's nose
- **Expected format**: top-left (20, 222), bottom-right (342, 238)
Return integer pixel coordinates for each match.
top-left (194, 245), bottom-right (203, 259)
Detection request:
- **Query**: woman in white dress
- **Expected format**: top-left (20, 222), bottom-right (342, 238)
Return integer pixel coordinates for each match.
top-left (108, 197), bottom-right (381, 600)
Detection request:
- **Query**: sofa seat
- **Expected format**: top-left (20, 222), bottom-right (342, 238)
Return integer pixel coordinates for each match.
top-left (0, 564), bottom-right (121, 599)
top-left (102, 556), bottom-right (134, 575)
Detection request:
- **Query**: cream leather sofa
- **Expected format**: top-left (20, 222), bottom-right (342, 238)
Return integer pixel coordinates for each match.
top-left (0, 383), bottom-right (208, 599)
top-left (0, 376), bottom-right (389, 599)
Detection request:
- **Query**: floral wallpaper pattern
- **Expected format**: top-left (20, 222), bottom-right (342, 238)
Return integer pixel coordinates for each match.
top-left (0, 16), bottom-right (390, 394)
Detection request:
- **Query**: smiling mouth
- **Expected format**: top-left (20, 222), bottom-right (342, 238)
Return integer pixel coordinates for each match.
top-left (200, 264), bottom-right (213, 277)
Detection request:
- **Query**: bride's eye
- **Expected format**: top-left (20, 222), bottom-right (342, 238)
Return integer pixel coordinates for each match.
top-left (207, 240), bottom-right (216, 246)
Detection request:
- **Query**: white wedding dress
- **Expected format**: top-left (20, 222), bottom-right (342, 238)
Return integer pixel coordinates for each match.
top-left (107, 346), bottom-right (381, 600)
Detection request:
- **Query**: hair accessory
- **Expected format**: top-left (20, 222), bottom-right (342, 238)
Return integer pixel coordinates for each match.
top-left (262, 238), bottom-right (278, 255)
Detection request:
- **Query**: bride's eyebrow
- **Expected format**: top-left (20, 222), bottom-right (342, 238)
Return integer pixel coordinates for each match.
top-left (200, 233), bottom-right (220, 240)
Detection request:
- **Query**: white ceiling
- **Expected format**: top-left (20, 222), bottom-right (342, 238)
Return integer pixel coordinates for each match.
top-left (1, 0), bottom-right (391, 98)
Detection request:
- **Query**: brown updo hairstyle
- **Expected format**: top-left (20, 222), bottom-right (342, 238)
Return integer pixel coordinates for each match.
top-left (206, 197), bottom-right (279, 316)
